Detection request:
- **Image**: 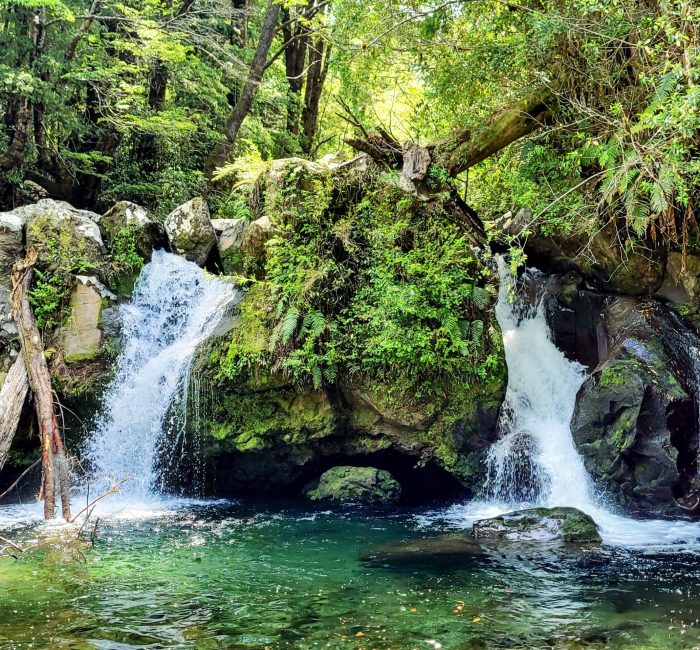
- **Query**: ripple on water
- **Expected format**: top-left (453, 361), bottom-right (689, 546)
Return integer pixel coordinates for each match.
top-left (1, 499), bottom-right (700, 649)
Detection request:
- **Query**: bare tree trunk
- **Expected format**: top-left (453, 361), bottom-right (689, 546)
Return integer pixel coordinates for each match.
top-left (205, 0), bottom-right (282, 180)
top-left (0, 357), bottom-right (28, 473)
top-left (11, 247), bottom-right (71, 520)
top-left (301, 37), bottom-right (330, 155)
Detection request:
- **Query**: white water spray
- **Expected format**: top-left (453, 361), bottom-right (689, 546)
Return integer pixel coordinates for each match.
top-left (485, 256), bottom-right (594, 511)
top-left (422, 256), bottom-right (700, 548)
top-left (83, 250), bottom-right (240, 499)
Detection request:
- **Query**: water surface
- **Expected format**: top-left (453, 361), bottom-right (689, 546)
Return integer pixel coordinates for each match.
top-left (2, 500), bottom-right (700, 649)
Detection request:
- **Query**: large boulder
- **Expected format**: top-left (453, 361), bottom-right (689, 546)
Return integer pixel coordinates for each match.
top-left (657, 252), bottom-right (700, 306)
top-left (570, 297), bottom-right (698, 516)
top-left (305, 466), bottom-right (401, 504)
top-left (96, 201), bottom-right (167, 258)
top-left (473, 507), bottom-right (601, 543)
top-left (164, 197), bottom-right (215, 266)
top-left (499, 215), bottom-right (666, 295)
top-left (0, 211), bottom-right (24, 342)
top-left (58, 276), bottom-right (115, 363)
top-left (20, 199), bottom-right (106, 275)
top-left (239, 215), bottom-right (276, 264)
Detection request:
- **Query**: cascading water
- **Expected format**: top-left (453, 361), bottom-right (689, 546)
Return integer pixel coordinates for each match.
top-left (83, 250), bottom-right (240, 500)
top-left (424, 255), bottom-right (700, 547)
top-left (485, 256), bottom-right (595, 511)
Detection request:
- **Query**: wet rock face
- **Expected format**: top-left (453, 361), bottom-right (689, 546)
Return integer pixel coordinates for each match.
top-left (164, 197), bottom-right (216, 266)
top-left (473, 507), bottom-right (601, 543)
top-left (305, 466), bottom-right (401, 504)
top-left (570, 297), bottom-right (699, 517)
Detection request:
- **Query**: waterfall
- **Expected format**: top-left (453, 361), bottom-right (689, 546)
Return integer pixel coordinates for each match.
top-left (421, 255), bottom-right (700, 547)
top-left (485, 256), bottom-right (595, 511)
top-left (83, 250), bottom-right (240, 500)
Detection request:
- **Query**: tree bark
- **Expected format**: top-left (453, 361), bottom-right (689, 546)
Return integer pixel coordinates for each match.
top-left (205, 0), bottom-right (282, 180)
top-left (0, 357), bottom-right (28, 474)
top-left (11, 247), bottom-right (71, 520)
top-left (301, 37), bottom-right (330, 155)
top-left (432, 89), bottom-right (554, 176)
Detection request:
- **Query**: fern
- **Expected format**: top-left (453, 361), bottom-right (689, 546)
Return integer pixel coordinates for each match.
top-left (323, 364), bottom-right (338, 384)
top-left (311, 365), bottom-right (323, 389)
top-left (468, 285), bottom-right (488, 310)
top-left (281, 307), bottom-right (300, 345)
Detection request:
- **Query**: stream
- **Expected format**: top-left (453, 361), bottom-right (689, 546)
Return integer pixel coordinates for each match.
top-left (3, 252), bottom-right (700, 649)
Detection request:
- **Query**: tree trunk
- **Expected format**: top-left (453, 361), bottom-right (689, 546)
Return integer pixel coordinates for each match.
top-left (11, 247), bottom-right (71, 520)
top-left (205, 0), bottom-right (282, 180)
top-left (301, 37), bottom-right (330, 155)
top-left (0, 357), bottom-right (28, 474)
top-left (231, 0), bottom-right (252, 47)
top-left (432, 89), bottom-right (554, 176)
top-left (282, 5), bottom-right (312, 136)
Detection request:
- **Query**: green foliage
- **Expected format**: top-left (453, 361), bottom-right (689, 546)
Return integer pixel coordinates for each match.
top-left (219, 164), bottom-right (504, 397)
top-left (106, 225), bottom-right (145, 286)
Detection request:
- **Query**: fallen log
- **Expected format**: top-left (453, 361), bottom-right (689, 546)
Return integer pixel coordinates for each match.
top-left (11, 247), bottom-right (71, 520)
top-left (0, 356), bottom-right (28, 473)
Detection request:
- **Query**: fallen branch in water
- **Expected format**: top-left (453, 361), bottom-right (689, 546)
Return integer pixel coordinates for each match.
top-left (68, 476), bottom-right (131, 524)
top-left (0, 534), bottom-right (25, 556)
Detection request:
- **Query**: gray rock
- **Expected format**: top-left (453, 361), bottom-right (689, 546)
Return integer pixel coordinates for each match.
top-left (240, 215), bottom-right (277, 263)
top-left (0, 211), bottom-right (24, 289)
top-left (473, 507), bottom-right (601, 543)
top-left (164, 197), bottom-right (216, 266)
top-left (97, 201), bottom-right (167, 258)
top-left (58, 276), bottom-right (115, 363)
top-left (657, 252), bottom-right (700, 305)
top-left (21, 199), bottom-right (106, 275)
top-left (571, 297), bottom-right (696, 516)
top-left (305, 466), bottom-right (401, 504)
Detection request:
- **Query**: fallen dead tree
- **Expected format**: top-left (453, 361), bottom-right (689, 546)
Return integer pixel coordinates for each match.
top-left (11, 247), bottom-right (71, 520)
top-left (0, 356), bottom-right (28, 473)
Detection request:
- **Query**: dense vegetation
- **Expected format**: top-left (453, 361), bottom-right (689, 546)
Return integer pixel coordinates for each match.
top-left (1, 0), bottom-right (698, 396)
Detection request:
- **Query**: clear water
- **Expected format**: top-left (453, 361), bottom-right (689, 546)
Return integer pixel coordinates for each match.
top-left (2, 501), bottom-right (700, 650)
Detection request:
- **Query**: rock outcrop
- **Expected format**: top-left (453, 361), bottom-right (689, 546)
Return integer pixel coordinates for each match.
top-left (305, 466), bottom-right (401, 504)
top-left (96, 201), bottom-right (167, 258)
top-left (164, 197), bottom-right (215, 266)
top-left (473, 507), bottom-right (601, 543)
top-left (58, 276), bottom-right (115, 363)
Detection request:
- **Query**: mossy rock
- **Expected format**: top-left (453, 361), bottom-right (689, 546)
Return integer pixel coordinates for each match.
top-left (473, 507), bottom-right (601, 543)
top-left (305, 466), bottom-right (401, 504)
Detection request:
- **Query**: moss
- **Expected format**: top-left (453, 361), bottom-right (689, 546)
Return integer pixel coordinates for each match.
top-left (306, 466), bottom-right (401, 504)
top-left (210, 388), bottom-right (335, 451)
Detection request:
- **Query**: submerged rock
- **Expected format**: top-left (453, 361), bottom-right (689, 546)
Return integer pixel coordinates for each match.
top-left (360, 535), bottom-right (483, 564)
top-left (305, 466), bottom-right (401, 504)
top-left (164, 197), bottom-right (215, 265)
top-left (473, 507), bottom-right (601, 543)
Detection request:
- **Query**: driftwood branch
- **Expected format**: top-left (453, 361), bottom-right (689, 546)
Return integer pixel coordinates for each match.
top-left (11, 247), bottom-right (71, 520)
top-left (68, 476), bottom-right (131, 523)
top-left (0, 356), bottom-right (29, 473)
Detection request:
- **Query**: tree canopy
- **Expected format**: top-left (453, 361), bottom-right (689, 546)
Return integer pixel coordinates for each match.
top-left (0, 0), bottom-right (697, 251)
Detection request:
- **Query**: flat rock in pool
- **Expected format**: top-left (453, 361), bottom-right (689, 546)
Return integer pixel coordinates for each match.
top-left (473, 507), bottom-right (601, 544)
top-left (360, 535), bottom-right (483, 564)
